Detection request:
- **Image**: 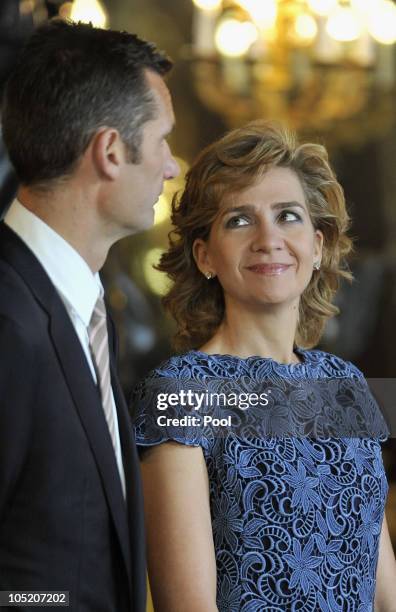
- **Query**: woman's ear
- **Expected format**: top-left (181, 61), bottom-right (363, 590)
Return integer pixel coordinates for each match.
top-left (314, 229), bottom-right (324, 264)
top-left (192, 238), bottom-right (214, 278)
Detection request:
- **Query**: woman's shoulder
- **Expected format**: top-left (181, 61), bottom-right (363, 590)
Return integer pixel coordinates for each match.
top-left (302, 348), bottom-right (365, 379)
top-left (304, 349), bottom-right (389, 440)
top-left (131, 351), bottom-right (212, 401)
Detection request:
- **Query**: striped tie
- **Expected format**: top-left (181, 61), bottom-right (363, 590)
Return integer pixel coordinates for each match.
top-left (88, 296), bottom-right (117, 451)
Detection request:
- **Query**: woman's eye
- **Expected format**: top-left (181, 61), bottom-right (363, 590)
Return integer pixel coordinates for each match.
top-left (279, 210), bottom-right (302, 223)
top-left (225, 215), bottom-right (250, 228)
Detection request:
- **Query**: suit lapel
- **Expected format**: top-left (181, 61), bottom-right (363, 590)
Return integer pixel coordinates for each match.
top-left (49, 303), bottom-right (133, 589)
top-left (109, 352), bottom-right (147, 609)
top-left (0, 223), bottom-right (133, 595)
top-left (107, 313), bottom-right (147, 608)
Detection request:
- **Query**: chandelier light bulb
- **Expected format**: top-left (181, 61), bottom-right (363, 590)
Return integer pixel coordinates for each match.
top-left (294, 14), bottom-right (318, 42)
top-left (367, 0), bottom-right (396, 44)
top-left (351, 0), bottom-right (378, 15)
top-left (235, 0), bottom-right (277, 29)
top-left (70, 0), bottom-right (108, 27)
top-left (215, 19), bottom-right (258, 57)
top-left (326, 5), bottom-right (363, 41)
top-left (192, 0), bottom-right (222, 11)
top-left (307, 0), bottom-right (338, 17)
top-left (58, 2), bottom-right (73, 19)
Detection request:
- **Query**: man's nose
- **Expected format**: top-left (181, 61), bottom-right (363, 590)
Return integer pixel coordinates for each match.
top-left (164, 146), bottom-right (180, 181)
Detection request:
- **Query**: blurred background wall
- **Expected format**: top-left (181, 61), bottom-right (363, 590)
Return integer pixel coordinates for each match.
top-left (1, 1), bottom-right (396, 608)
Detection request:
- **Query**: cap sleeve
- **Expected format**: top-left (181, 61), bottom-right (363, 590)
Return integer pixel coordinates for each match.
top-left (130, 369), bottom-right (210, 451)
top-left (342, 360), bottom-right (390, 442)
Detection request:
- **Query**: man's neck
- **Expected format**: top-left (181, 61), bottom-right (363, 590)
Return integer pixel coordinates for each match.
top-left (18, 186), bottom-right (110, 273)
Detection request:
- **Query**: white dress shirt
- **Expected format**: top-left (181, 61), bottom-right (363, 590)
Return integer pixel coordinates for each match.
top-left (5, 199), bottom-right (126, 496)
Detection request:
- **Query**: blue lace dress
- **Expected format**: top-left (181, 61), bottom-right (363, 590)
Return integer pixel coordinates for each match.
top-left (131, 348), bottom-right (388, 612)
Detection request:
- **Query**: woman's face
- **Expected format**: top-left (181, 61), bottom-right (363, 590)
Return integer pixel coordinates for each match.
top-left (193, 166), bottom-right (323, 313)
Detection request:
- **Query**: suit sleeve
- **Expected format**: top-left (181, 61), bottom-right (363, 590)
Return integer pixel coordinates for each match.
top-left (0, 315), bottom-right (36, 521)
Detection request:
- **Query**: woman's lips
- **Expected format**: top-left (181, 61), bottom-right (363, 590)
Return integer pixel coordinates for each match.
top-left (246, 264), bottom-right (292, 275)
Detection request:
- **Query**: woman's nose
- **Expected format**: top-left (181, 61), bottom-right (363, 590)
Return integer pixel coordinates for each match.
top-left (250, 219), bottom-right (284, 252)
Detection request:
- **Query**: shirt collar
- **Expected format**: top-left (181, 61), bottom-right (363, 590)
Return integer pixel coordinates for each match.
top-left (4, 199), bottom-right (102, 326)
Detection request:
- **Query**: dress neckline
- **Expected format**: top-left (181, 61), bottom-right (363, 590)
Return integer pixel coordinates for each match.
top-left (190, 346), bottom-right (309, 368)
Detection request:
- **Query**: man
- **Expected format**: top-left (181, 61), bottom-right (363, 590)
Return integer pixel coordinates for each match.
top-left (0, 19), bottom-right (179, 611)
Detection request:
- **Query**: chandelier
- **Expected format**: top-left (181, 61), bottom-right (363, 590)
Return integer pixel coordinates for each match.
top-left (190, 0), bottom-right (396, 147)
top-left (23, 0), bottom-right (108, 29)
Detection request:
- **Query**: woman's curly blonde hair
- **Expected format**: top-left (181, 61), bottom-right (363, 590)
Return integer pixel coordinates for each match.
top-left (158, 121), bottom-right (353, 351)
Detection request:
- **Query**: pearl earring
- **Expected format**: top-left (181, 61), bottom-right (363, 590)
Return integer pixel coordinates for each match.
top-left (205, 271), bottom-right (213, 280)
top-left (313, 262), bottom-right (321, 271)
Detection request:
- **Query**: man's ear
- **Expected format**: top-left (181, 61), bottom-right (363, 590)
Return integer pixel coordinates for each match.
top-left (90, 127), bottom-right (125, 180)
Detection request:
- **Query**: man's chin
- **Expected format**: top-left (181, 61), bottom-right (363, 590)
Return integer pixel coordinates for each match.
top-left (141, 208), bottom-right (156, 231)
top-left (116, 213), bottom-right (154, 238)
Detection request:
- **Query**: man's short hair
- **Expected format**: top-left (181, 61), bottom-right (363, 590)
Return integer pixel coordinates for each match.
top-left (1, 19), bottom-right (173, 188)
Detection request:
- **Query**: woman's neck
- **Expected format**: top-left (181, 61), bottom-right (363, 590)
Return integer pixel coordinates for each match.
top-left (200, 300), bottom-right (301, 364)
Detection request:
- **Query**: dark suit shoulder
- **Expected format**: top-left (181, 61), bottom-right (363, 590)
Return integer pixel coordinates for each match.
top-left (0, 258), bottom-right (48, 338)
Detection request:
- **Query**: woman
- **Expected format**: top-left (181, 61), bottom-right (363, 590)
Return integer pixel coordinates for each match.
top-left (131, 122), bottom-right (396, 611)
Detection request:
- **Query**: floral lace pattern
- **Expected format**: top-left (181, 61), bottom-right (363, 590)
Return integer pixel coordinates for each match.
top-left (131, 349), bottom-right (388, 612)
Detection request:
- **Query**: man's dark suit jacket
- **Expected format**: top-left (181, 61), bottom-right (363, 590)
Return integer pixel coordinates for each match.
top-left (0, 223), bottom-right (146, 611)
